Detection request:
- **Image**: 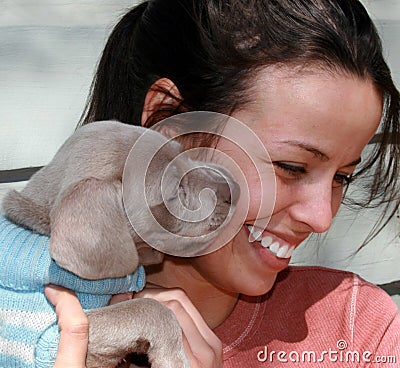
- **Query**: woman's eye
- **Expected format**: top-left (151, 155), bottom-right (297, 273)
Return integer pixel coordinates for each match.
top-left (275, 161), bottom-right (354, 186)
top-left (274, 162), bottom-right (307, 178)
top-left (274, 162), bottom-right (354, 188)
top-left (333, 173), bottom-right (353, 188)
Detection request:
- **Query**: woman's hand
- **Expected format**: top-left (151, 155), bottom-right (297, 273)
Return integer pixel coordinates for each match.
top-left (45, 287), bottom-right (150, 368)
top-left (45, 285), bottom-right (223, 367)
top-left (44, 285), bottom-right (89, 368)
top-left (133, 288), bottom-right (223, 368)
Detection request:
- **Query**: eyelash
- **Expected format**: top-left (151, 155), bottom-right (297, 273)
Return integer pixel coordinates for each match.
top-left (273, 162), bottom-right (354, 187)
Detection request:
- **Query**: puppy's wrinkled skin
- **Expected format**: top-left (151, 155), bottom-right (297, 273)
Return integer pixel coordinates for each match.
top-left (3, 120), bottom-right (238, 368)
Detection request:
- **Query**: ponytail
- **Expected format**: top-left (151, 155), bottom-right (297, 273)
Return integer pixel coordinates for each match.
top-left (79, 1), bottom-right (149, 125)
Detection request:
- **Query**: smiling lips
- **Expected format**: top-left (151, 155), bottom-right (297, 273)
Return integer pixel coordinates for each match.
top-left (246, 225), bottom-right (295, 259)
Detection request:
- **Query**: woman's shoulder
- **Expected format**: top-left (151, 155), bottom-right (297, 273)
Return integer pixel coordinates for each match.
top-left (216, 266), bottom-right (400, 366)
top-left (277, 264), bottom-right (379, 288)
top-left (270, 265), bottom-right (396, 305)
top-left (261, 265), bottom-right (398, 328)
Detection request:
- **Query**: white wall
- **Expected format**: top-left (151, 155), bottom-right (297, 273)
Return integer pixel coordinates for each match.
top-left (362, 0), bottom-right (400, 85)
top-left (0, 1), bottom-right (399, 287)
top-left (0, 0), bottom-right (138, 170)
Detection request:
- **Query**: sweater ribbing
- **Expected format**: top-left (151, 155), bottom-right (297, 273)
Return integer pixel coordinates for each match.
top-left (0, 215), bottom-right (145, 368)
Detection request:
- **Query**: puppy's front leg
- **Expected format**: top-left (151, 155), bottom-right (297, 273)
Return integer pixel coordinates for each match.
top-left (86, 298), bottom-right (190, 368)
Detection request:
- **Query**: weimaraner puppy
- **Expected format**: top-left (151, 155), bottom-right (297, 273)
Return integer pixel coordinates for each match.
top-left (1, 120), bottom-right (239, 368)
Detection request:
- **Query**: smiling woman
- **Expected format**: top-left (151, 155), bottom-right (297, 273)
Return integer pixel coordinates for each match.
top-left (61, 0), bottom-right (400, 366)
top-left (181, 69), bottom-right (384, 298)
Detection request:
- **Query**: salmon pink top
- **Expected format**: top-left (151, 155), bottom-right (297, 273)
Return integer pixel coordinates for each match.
top-left (215, 266), bottom-right (400, 367)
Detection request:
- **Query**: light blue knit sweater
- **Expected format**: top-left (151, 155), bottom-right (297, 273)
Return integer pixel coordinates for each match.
top-left (0, 215), bottom-right (145, 368)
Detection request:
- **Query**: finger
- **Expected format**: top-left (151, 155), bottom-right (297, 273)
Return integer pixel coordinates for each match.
top-left (45, 285), bottom-right (89, 368)
top-left (181, 332), bottom-right (211, 368)
top-left (134, 289), bottom-right (222, 363)
top-left (177, 315), bottom-right (223, 368)
top-left (165, 299), bottom-right (220, 363)
top-left (135, 289), bottom-right (220, 346)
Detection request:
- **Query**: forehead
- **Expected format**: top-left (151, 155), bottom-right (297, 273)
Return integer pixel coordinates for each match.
top-left (234, 67), bottom-right (383, 158)
top-left (246, 65), bottom-right (382, 117)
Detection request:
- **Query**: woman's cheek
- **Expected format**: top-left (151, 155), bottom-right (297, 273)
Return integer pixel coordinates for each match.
top-left (245, 172), bottom-right (275, 220)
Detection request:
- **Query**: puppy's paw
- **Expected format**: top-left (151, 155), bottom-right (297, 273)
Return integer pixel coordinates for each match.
top-left (86, 298), bottom-right (190, 368)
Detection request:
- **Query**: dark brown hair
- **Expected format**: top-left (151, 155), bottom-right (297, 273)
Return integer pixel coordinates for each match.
top-left (80, 0), bottom-right (399, 242)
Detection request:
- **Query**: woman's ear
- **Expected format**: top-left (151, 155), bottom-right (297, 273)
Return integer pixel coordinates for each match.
top-left (141, 78), bottom-right (182, 128)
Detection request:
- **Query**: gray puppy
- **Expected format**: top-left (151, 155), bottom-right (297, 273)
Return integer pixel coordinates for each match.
top-left (1, 120), bottom-right (239, 368)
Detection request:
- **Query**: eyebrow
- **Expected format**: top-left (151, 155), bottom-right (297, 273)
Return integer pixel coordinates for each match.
top-left (279, 140), bottom-right (362, 167)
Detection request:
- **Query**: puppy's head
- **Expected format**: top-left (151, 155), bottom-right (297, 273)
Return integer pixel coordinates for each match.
top-left (123, 131), bottom-right (239, 257)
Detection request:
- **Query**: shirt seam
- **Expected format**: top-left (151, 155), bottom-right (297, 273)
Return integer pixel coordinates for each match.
top-left (349, 273), bottom-right (359, 348)
top-left (222, 295), bottom-right (262, 355)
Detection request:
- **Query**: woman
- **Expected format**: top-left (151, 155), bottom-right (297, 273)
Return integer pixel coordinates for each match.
top-left (49, 0), bottom-right (400, 366)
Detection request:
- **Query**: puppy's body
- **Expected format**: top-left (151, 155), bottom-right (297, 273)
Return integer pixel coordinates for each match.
top-left (5, 121), bottom-right (142, 234)
top-left (1, 120), bottom-right (238, 368)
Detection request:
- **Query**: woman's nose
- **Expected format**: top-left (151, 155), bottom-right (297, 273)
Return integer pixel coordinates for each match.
top-left (289, 182), bottom-right (335, 234)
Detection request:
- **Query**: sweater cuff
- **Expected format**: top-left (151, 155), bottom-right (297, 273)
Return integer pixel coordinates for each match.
top-left (48, 263), bottom-right (146, 295)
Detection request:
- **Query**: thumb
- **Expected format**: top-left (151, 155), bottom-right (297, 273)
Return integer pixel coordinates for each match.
top-left (45, 285), bottom-right (89, 368)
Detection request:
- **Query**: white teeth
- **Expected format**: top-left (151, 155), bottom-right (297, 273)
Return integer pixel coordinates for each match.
top-left (277, 244), bottom-right (288, 258)
top-left (261, 236), bottom-right (273, 248)
top-left (253, 230), bottom-right (263, 242)
top-left (246, 225), bottom-right (295, 259)
top-left (273, 245), bottom-right (295, 259)
top-left (286, 246), bottom-right (295, 258)
top-left (265, 241), bottom-right (293, 259)
top-left (269, 242), bottom-right (280, 254)
top-left (247, 225), bottom-right (262, 242)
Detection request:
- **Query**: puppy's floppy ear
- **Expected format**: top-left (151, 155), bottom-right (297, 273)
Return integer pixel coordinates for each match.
top-left (136, 243), bottom-right (164, 266)
top-left (49, 178), bottom-right (139, 280)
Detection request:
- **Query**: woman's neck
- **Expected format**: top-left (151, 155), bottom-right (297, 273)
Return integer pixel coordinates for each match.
top-left (145, 256), bottom-right (239, 329)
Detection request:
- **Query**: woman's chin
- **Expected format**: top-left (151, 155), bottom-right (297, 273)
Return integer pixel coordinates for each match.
top-left (240, 273), bottom-right (278, 297)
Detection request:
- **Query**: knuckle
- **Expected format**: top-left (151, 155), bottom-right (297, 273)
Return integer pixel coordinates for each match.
top-left (164, 299), bottom-right (184, 312)
top-left (213, 337), bottom-right (223, 353)
top-left (60, 318), bottom-right (89, 340)
top-left (167, 287), bottom-right (188, 300)
top-left (207, 341), bottom-right (223, 365)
